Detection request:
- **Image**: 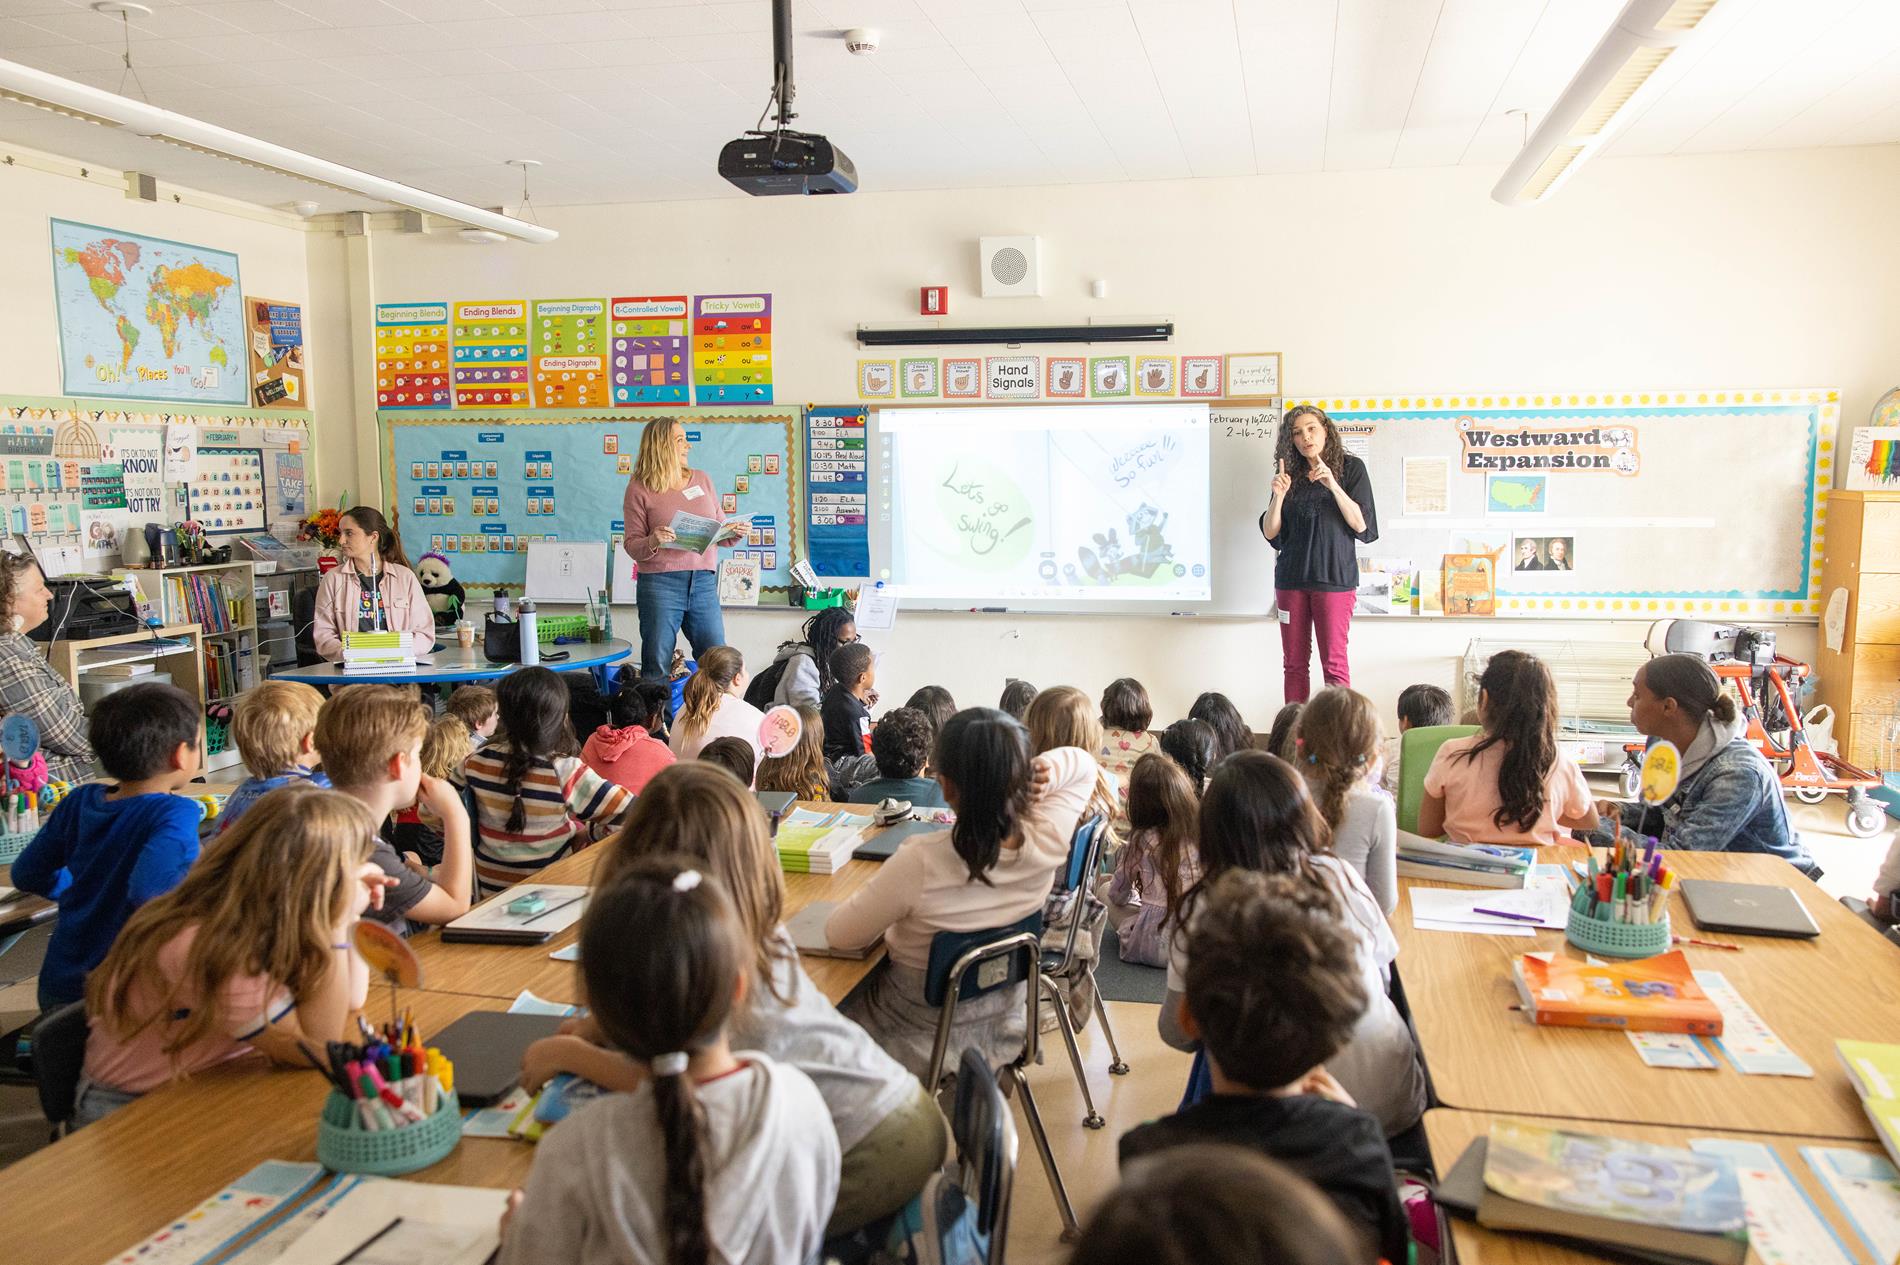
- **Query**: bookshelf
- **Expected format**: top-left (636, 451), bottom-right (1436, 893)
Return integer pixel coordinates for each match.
top-left (125, 563), bottom-right (257, 772)
top-left (46, 623), bottom-right (208, 765)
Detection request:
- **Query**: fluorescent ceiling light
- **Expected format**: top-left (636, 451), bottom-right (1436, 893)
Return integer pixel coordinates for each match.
top-left (0, 57), bottom-right (556, 243)
top-left (1493, 0), bottom-right (1724, 207)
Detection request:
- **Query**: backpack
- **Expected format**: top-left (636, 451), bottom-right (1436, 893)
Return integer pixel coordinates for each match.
top-left (743, 642), bottom-right (805, 710)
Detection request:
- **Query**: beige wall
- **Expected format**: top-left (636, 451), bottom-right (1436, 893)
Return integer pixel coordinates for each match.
top-left (0, 154), bottom-right (311, 404)
top-left (305, 145), bottom-right (1898, 721)
top-left (19, 142), bottom-right (1900, 722)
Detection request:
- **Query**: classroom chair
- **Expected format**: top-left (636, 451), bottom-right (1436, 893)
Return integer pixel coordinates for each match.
top-left (1840, 896), bottom-right (1900, 949)
top-left (1039, 813), bottom-right (1127, 1130)
top-left (1395, 724), bottom-right (1479, 835)
top-left (923, 913), bottom-right (1080, 1241)
top-left (854, 1047), bottom-right (1019, 1265)
top-left (24, 1001), bottom-right (86, 1139)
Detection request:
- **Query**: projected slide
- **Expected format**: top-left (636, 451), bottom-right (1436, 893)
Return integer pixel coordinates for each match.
top-left (878, 404), bottom-right (1212, 602)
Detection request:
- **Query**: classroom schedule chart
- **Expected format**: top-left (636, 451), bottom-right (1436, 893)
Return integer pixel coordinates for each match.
top-left (805, 407), bottom-right (869, 577)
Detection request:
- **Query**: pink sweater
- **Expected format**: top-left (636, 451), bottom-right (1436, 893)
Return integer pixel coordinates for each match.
top-left (824, 748), bottom-right (1096, 969)
top-left (621, 469), bottom-right (719, 574)
top-left (312, 562), bottom-right (437, 662)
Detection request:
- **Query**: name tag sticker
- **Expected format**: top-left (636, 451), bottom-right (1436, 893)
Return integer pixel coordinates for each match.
top-left (682, 485), bottom-right (704, 501)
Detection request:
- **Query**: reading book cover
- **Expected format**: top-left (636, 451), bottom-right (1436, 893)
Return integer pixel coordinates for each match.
top-left (1484, 1120), bottom-right (1746, 1237)
top-left (1515, 949), bottom-right (1723, 1035)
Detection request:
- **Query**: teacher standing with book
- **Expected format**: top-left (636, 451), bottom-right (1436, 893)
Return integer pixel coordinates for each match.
top-left (1261, 404), bottom-right (1379, 702)
top-left (621, 417), bottom-right (750, 680)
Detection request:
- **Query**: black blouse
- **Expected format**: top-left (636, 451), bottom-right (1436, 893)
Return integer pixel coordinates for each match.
top-left (1262, 454), bottom-right (1379, 592)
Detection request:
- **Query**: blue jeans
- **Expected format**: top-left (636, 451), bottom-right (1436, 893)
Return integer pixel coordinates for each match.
top-left (636, 568), bottom-right (725, 680)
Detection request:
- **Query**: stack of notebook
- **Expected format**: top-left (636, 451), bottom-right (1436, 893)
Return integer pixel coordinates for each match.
top-left (773, 808), bottom-right (865, 875)
top-left (340, 631), bottom-right (411, 672)
top-left (1397, 836), bottom-right (1534, 888)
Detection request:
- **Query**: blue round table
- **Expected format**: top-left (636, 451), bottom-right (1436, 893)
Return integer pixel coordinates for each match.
top-left (269, 637), bottom-right (633, 686)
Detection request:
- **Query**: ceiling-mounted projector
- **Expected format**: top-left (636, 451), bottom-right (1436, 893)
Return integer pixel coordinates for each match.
top-left (720, 0), bottom-right (856, 196)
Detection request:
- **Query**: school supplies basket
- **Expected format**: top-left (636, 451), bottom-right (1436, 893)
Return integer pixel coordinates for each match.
top-left (1565, 906), bottom-right (1672, 959)
top-left (0, 830), bottom-right (33, 866)
top-left (316, 1088), bottom-right (461, 1175)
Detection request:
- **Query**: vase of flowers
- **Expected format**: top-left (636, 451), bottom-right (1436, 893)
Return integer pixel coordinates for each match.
top-left (298, 507), bottom-right (343, 572)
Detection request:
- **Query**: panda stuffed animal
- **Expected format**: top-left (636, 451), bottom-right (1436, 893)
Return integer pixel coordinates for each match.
top-left (415, 551), bottom-right (465, 627)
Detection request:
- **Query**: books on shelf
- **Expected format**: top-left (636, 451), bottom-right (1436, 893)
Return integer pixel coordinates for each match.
top-left (87, 662), bottom-right (155, 679)
top-left (1513, 949), bottom-right (1723, 1035)
top-left (1397, 837), bottom-right (1534, 888)
top-left (1837, 1039), bottom-right (1900, 1169)
top-left (164, 570), bottom-right (246, 634)
top-left (774, 807), bottom-right (865, 874)
top-left (1477, 1119), bottom-right (1748, 1265)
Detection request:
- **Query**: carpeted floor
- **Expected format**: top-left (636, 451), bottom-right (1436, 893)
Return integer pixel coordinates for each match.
top-left (1093, 927), bottom-right (1169, 1004)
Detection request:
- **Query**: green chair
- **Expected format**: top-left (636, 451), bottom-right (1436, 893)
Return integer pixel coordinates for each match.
top-left (1396, 724), bottom-right (1480, 835)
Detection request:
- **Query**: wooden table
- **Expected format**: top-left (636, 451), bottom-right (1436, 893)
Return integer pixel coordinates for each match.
top-left (407, 804), bottom-right (888, 1008)
top-left (0, 805), bottom-right (897, 1263)
top-left (1397, 848), bottom-right (1900, 1141)
top-left (1424, 1108), bottom-right (1887, 1264)
top-left (0, 990), bottom-right (532, 1265)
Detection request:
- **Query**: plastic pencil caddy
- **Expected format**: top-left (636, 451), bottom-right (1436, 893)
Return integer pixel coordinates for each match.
top-left (1565, 907), bottom-right (1671, 959)
top-left (317, 1088), bottom-right (462, 1175)
top-left (0, 830), bottom-right (32, 866)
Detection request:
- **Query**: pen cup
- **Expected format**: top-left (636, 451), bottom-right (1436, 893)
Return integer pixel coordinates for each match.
top-left (316, 1088), bottom-right (462, 1175)
top-left (0, 830), bottom-right (35, 867)
top-left (1565, 907), bottom-right (1671, 960)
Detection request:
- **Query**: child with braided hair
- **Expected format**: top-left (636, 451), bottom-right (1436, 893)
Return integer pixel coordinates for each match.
top-left (1293, 688), bottom-right (1397, 915)
top-left (500, 857), bottom-right (838, 1265)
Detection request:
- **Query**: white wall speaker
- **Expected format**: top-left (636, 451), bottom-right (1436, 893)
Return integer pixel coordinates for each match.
top-left (979, 236), bottom-right (1042, 298)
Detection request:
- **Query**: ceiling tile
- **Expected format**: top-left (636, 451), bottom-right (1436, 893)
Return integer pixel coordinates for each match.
top-left (1235, 0), bottom-right (1336, 174)
top-left (1389, 0), bottom-right (1548, 169)
top-left (1761, 43), bottom-right (1900, 149)
top-left (277, 0), bottom-right (417, 27)
top-left (1606, 0), bottom-right (1859, 156)
top-left (1321, 0), bottom-right (1446, 170)
top-left (1458, 0), bottom-right (1621, 165)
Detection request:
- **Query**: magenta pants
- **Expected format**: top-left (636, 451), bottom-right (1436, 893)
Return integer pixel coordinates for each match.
top-left (1276, 587), bottom-right (1354, 702)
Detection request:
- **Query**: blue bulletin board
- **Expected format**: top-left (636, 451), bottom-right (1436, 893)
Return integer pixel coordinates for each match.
top-left (380, 408), bottom-right (800, 594)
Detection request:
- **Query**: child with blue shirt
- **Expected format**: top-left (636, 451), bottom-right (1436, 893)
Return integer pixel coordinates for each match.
top-left (14, 683), bottom-right (205, 1010)
top-left (215, 680), bottom-right (328, 835)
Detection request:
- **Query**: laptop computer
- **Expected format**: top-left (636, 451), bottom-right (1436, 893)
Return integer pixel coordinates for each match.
top-left (852, 818), bottom-right (944, 862)
top-left (433, 1011), bottom-right (569, 1105)
top-left (1680, 879), bottom-right (1820, 939)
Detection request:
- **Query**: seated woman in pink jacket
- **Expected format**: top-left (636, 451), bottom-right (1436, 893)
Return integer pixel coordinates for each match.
top-left (312, 507), bottom-right (437, 662)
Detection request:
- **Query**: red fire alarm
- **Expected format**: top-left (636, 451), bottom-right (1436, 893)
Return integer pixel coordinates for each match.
top-left (920, 286), bottom-right (948, 315)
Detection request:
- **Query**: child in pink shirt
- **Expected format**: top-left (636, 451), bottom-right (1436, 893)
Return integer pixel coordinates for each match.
top-left (77, 784), bottom-right (381, 1125)
top-left (1418, 650), bottom-right (1597, 847)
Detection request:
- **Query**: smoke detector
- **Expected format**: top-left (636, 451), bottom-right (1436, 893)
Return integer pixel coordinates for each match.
top-left (287, 200), bottom-right (320, 218)
top-left (457, 227), bottom-right (506, 245)
top-left (843, 27), bottom-right (879, 55)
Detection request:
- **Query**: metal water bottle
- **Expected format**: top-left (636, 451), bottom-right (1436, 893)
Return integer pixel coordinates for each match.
top-left (518, 598), bottom-right (539, 666)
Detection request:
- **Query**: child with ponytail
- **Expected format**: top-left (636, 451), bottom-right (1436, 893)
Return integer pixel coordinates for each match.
top-left (825, 707), bottom-right (1100, 1077)
top-left (671, 645), bottom-right (766, 762)
top-left (1294, 688), bottom-right (1398, 914)
top-left (526, 764), bottom-right (945, 1233)
top-left (464, 666), bottom-right (632, 895)
top-left (1419, 650), bottom-right (1597, 848)
top-left (500, 856), bottom-right (838, 1265)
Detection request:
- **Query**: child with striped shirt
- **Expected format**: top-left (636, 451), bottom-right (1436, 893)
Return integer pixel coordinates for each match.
top-left (464, 666), bottom-right (632, 894)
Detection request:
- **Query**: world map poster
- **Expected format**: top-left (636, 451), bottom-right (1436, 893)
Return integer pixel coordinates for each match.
top-left (51, 219), bottom-right (246, 405)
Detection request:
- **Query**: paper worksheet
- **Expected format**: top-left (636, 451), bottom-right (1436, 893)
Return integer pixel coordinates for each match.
top-left (1804, 1146), bottom-right (1900, 1263)
top-left (1403, 456), bottom-right (1450, 515)
top-left (1689, 1139), bottom-right (1854, 1265)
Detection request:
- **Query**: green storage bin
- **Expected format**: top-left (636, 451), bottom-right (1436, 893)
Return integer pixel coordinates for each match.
top-left (316, 1089), bottom-right (461, 1175)
top-left (1565, 907), bottom-right (1671, 960)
